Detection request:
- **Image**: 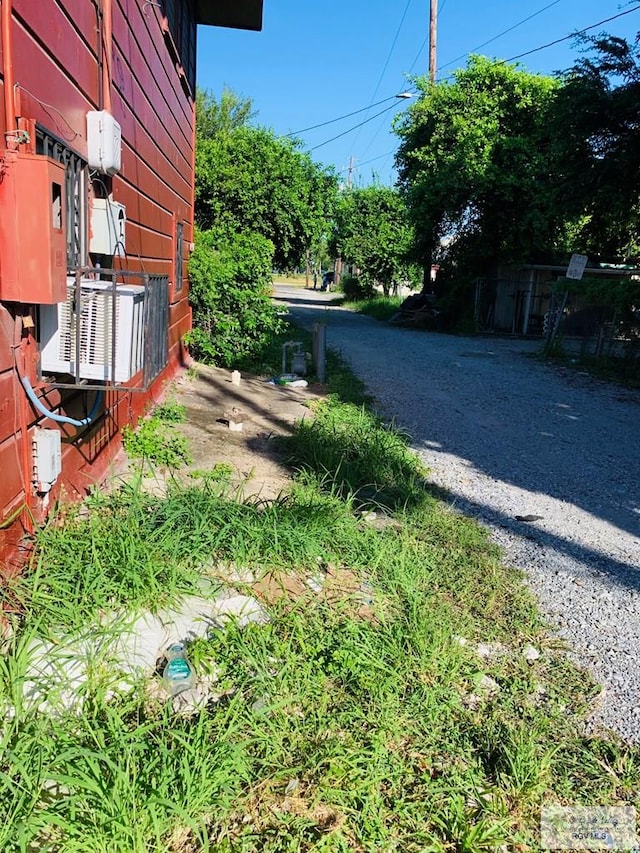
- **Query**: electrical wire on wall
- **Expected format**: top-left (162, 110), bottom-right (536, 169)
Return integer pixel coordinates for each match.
top-left (14, 85), bottom-right (80, 142)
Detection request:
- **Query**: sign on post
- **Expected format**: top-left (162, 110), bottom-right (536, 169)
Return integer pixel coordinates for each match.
top-left (566, 253), bottom-right (588, 280)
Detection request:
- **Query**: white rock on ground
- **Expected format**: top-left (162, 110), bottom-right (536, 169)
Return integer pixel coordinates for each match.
top-left (14, 594), bottom-right (268, 714)
top-left (523, 644), bottom-right (541, 664)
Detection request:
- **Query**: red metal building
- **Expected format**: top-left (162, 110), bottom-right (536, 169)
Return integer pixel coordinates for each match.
top-left (0, 0), bottom-right (263, 569)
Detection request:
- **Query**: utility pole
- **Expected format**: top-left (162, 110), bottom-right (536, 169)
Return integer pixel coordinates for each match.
top-left (347, 155), bottom-right (355, 189)
top-left (429, 0), bottom-right (437, 83)
top-left (421, 0), bottom-right (438, 295)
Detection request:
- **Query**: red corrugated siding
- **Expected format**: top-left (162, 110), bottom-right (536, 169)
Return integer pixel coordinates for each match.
top-left (115, 182), bottom-right (175, 242)
top-left (0, 311), bottom-right (15, 373)
top-left (0, 370), bottom-right (18, 432)
top-left (118, 140), bottom-right (192, 212)
top-left (14, 0), bottom-right (99, 58)
top-left (112, 85), bottom-right (192, 187)
top-left (12, 21), bottom-right (95, 145)
top-left (0, 78), bottom-right (6, 132)
top-left (0, 433), bottom-right (26, 516)
top-left (114, 0), bottom-right (192, 132)
top-left (0, 0), bottom-right (197, 566)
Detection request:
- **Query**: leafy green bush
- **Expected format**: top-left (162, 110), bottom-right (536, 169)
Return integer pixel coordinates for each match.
top-left (186, 227), bottom-right (285, 367)
top-left (122, 416), bottom-right (192, 468)
top-left (555, 275), bottom-right (640, 313)
top-left (339, 274), bottom-right (375, 301)
top-left (153, 399), bottom-right (186, 424)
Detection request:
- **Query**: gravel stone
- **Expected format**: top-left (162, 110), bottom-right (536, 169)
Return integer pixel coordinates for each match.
top-left (523, 644), bottom-right (541, 664)
top-left (281, 289), bottom-right (640, 744)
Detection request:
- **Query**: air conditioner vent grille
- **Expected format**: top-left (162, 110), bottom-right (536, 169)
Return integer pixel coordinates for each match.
top-left (40, 278), bottom-right (146, 383)
top-left (58, 288), bottom-right (116, 366)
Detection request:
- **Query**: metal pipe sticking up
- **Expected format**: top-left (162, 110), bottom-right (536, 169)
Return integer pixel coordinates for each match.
top-left (1, 0), bottom-right (17, 141)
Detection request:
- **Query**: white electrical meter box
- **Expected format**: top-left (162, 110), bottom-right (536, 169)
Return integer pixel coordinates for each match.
top-left (90, 198), bottom-right (126, 255)
top-left (33, 428), bottom-right (62, 493)
top-left (86, 110), bottom-right (122, 175)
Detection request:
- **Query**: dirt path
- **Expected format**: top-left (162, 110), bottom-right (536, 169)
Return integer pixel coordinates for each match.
top-left (274, 284), bottom-right (640, 742)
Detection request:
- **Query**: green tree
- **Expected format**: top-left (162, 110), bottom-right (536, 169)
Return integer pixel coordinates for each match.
top-left (195, 91), bottom-right (338, 270)
top-left (189, 89), bottom-right (337, 366)
top-left (196, 86), bottom-right (257, 141)
top-left (331, 186), bottom-right (417, 297)
top-left (395, 56), bottom-right (562, 281)
top-left (550, 34), bottom-right (640, 261)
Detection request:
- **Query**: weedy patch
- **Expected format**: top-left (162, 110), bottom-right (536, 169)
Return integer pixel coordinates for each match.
top-left (122, 412), bottom-right (192, 468)
top-left (345, 295), bottom-right (404, 322)
top-left (154, 397), bottom-right (188, 423)
top-left (1, 347), bottom-right (639, 852)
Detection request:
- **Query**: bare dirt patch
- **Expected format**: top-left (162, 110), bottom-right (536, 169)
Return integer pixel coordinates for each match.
top-left (251, 562), bottom-right (378, 622)
top-left (121, 363), bottom-right (324, 500)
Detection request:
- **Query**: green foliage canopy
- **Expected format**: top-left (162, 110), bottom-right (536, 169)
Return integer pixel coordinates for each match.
top-left (332, 186), bottom-right (418, 296)
top-left (195, 90), bottom-right (338, 271)
top-left (186, 227), bottom-right (283, 367)
top-left (395, 38), bottom-right (640, 283)
top-left (189, 88), bottom-right (337, 366)
top-left (196, 86), bottom-right (257, 140)
top-left (395, 56), bottom-right (563, 276)
top-left (551, 35), bottom-right (640, 260)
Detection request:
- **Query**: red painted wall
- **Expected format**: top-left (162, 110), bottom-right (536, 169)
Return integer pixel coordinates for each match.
top-left (0, 0), bottom-right (198, 570)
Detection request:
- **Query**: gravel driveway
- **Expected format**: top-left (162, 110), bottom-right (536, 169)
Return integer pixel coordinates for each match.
top-left (274, 284), bottom-right (640, 743)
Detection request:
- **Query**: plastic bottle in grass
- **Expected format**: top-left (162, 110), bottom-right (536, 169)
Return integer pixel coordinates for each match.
top-left (162, 643), bottom-right (195, 696)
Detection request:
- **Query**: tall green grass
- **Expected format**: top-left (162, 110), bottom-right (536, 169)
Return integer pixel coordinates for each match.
top-left (1, 341), bottom-right (639, 851)
top-left (287, 399), bottom-right (426, 511)
top-left (344, 295), bottom-right (403, 322)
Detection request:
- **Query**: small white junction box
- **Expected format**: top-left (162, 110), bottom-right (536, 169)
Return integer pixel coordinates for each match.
top-left (86, 110), bottom-right (122, 176)
top-left (33, 428), bottom-right (62, 493)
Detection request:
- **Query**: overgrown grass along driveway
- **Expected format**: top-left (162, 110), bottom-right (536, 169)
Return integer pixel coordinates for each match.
top-left (1, 329), bottom-right (638, 852)
top-left (343, 295), bottom-right (403, 322)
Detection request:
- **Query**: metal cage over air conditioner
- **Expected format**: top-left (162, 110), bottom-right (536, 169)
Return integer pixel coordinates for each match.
top-left (39, 269), bottom-right (169, 391)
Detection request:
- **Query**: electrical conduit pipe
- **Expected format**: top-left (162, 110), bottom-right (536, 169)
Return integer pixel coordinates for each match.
top-left (20, 375), bottom-right (103, 427)
top-left (14, 324), bottom-right (34, 534)
top-left (101, 0), bottom-right (112, 114)
top-left (1, 0), bottom-right (16, 141)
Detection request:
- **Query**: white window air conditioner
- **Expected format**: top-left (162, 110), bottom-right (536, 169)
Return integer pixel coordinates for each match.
top-left (39, 277), bottom-right (146, 383)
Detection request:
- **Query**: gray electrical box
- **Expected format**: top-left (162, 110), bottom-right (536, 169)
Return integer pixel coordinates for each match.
top-left (33, 429), bottom-right (62, 493)
top-left (90, 198), bottom-right (126, 256)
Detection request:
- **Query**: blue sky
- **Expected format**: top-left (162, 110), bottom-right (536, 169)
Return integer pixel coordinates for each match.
top-left (196, 0), bottom-right (640, 186)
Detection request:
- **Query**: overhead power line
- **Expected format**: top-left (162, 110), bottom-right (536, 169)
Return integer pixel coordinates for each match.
top-left (285, 95), bottom-right (401, 137)
top-left (438, 0), bottom-right (564, 71)
top-left (309, 102), bottom-right (400, 152)
top-left (406, 0), bottom-right (449, 73)
top-left (504, 3), bottom-right (640, 63)
top-left (337, 149), bottom-right (396, 172)
top-left (367, 0), bottom-right (413, 108)
top-left (357, 110), bottom-right (399, 163)
top-left (408, 35), bottom-right (428, 73)
top-left (344, 2), bottom-right (640, 185)
top-left (351, 0), bottom-right (413, 152)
